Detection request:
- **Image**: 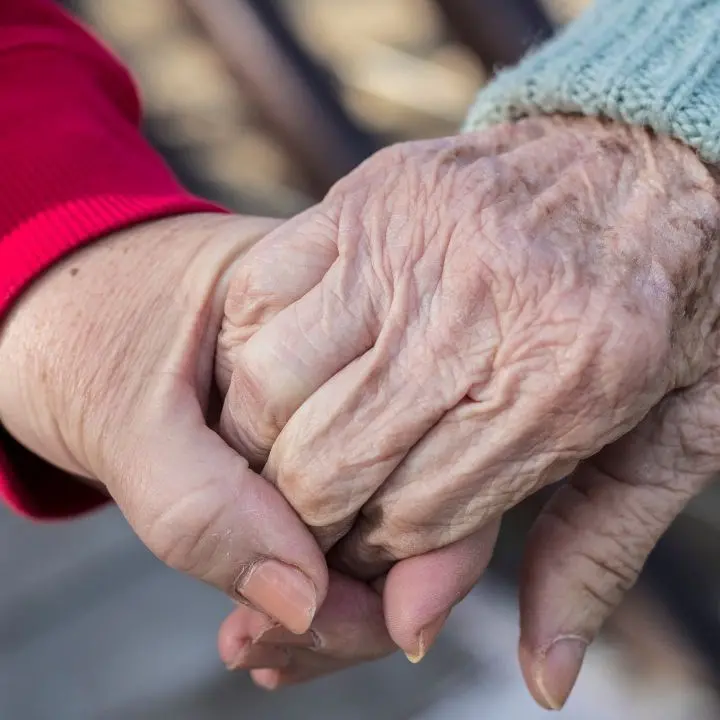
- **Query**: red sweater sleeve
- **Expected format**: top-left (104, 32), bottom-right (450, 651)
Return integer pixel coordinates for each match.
top-left (0, 0), bottom-right (227, 519)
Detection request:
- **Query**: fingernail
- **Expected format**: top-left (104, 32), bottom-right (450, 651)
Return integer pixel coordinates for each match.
top-left (253, 668), bottom-right (281, 691)
top-left (236, 559), bottom-right (317, 635)
top-left (225, 638), bottom-right (249, 671)
top-left (254, 625), bottom-right (320, 649)
top-left (405, 613), bottom-right (448, 664)
top-left (535, 636), bottom-right (587, 711)
top-left (226, 642), bottom-right (290, 671)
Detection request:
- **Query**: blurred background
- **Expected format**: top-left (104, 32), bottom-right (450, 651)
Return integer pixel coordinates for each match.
top-left (3, 1), bottom-right (720, 717)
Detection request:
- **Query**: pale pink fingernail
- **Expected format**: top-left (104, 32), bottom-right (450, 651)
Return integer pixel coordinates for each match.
top-left (253, 668), bottom-right (281, 691)
top-left (236, 560), bottom-right (317, 635)
top-left (535, 636), bottom-right (587, 711)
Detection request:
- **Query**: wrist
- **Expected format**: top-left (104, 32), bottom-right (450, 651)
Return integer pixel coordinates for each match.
top-left (464, 0), bottom-right (720, 164)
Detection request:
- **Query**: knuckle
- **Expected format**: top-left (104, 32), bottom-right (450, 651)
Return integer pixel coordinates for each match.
top-left (333, 527), bottom-right (396, 581)
top-left (224, 264), bottom-right (277, 336)
top-left (217, 315), bottom-right (258, 362)
top-left (223, 270), bottom-right (256, 331)
top-left (360, 497), bottom-right (459, 559)
top-left (224, 366), bottom-right (279, 463)
top-left (281, 478), bottom-right (360, 542)
top-left (326, 143), bottom-right (406, 203)
top-left (626, 380), bottom-right (720, 488)
top-left (536, 482), bottom-right (659, 612)
top-left (573, 550), bottom-right (639, 612)
top-left (543, 515), bottom-right (642, 612)
top-left (310, 518), bottom-right (355, 554)
top-left (277, 459), bottom-right (347, 528)
top-left (272, 430), bottom-right (379, 531)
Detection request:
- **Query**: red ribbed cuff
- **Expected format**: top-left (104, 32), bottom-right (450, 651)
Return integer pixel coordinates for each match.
top-left (0, 193), bottom-right (224, 316)
top-left (0, 3), bottom-right (230, 519)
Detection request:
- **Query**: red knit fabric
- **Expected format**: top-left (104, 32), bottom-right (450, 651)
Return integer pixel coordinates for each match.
top-left (0, 0), bottom-right (227, 518)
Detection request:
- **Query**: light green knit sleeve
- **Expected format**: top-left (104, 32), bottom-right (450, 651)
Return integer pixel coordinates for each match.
top-left (464, 0), bottom-right (720, 163)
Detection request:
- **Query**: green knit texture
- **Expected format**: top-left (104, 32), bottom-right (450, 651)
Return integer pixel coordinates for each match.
top-left (464, 0), bottom-right (720, 163)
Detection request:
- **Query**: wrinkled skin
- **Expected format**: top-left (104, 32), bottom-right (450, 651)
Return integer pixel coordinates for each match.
top-left (0, 212), bottom-right (482, 698)
top-left (218, 116), bottom-right (720, 708)
top-left (2, 116), bottom-right (719, 710)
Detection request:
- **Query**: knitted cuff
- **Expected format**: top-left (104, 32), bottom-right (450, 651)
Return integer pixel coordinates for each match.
top-left (463, 0), bottom-right (720, 163)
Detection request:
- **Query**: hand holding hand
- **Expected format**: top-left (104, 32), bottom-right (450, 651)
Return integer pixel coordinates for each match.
top-left (218, 116), bottom-right (720, 707)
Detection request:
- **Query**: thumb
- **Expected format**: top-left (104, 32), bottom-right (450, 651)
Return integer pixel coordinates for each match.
top-left (112, 397), bottom-right (328, 635)
top-left (519, 379), bottom-right (720, 711)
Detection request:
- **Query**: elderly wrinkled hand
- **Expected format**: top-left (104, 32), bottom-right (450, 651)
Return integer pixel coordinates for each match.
top-left (218, 115), bottom-right (720, 706)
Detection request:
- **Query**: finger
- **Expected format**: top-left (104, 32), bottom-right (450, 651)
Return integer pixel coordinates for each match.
top-left (218, 605), bottom-right (318, 662)
top-left (268, 525), bottom-right (499, 684)
top-left (219, 570), bottom-right (395, 687)
top-left (253, 653), bottom-right (358, 688)
top-left (380, 521), bottom-right (500, 661)
top-left (217, 117), bottom-right (575, 466)
top-left (336, 390), bottom-right (581, 573)
top-left (261, 122), bottom-right (650, 551)
top-left (337, 249), bottom-right (671, 574)
top-left (219, 607), bottom-right (314, 672)
top-left (227, 644), bottom-right (291, 671)
top-left (263, 333), bottom-right (471, 549)
top-left (114, 398), bottom-right (328, 635)
top-left (519, 378), bottom-right (720, 711)
top-left (251, 669), bottom-right (283, 691)
top-left (215, 207), bottom-right (338, 396)
top-left (219, 252), bottom-right (378, 468)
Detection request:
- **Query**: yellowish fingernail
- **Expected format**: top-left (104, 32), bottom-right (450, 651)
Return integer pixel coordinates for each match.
top-left (404, 631), bottom-right (426, 664)
top-left (404, 614), bottom-right (448, 664)
top-left (534, 636), bottom-right (588, 711)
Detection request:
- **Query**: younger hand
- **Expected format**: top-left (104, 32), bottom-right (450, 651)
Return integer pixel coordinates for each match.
top-left (0, 214), bottom-right (327, 635)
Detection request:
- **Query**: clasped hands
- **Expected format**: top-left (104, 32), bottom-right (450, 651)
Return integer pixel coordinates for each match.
top-left (3, 116), bottom-right (720, 711)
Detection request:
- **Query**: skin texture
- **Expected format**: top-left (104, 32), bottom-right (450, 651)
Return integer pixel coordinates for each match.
top-left (2, 116), bottom-right (719, 710)
top-left (0, 214), bottom-right (330, 635)
top-left (0, 211), bottom-right (484, 695)
top-left (217, 116), bottom-right (720, 708)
